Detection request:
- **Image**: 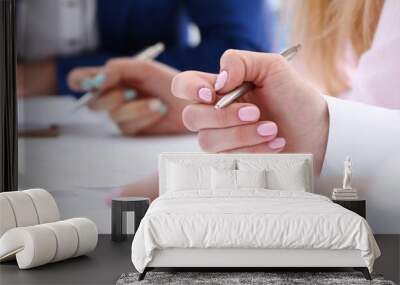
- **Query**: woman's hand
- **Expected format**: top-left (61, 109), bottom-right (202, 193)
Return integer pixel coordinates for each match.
top-left (171, 50), bottom-right (329, 173)
top-left (68, 58), bottom-right (189, 135)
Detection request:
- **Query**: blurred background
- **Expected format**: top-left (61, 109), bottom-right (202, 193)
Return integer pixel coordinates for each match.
top-left (15, 0), bottom-right (397, 235)
top-left (13, 1), bottom-right (399, 282)
top-left (16, 0), bottom-right (286, 234)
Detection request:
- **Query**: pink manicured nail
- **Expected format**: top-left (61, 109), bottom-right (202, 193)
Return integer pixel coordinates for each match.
top-left (214, 70), bottom-right (228, 91)
top-left (268, 138), bottom-right (286, 149)
top-left (257, 122), bottom-right (277, 136)
top-left (198, 87), bottom-right (213, 102)
top-left (238, 106), bottom-right (260, 122)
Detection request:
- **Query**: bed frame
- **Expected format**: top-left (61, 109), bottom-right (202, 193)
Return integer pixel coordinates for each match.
top-left (138, 153), bottom-right (372, 281)
top-left (139, 248), bottom-right (370, 280)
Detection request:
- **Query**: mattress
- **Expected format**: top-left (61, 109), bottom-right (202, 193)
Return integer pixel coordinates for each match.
top-left (131, 190), bottom-right (380, 273)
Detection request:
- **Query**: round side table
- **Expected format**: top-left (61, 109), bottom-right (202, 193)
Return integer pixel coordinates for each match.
top-left (111, 197), bottom-right (150, 242)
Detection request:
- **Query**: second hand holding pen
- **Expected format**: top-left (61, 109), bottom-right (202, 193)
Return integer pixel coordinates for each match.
top-left (214, 44), bottom-right (301, 110)
top-left (73, 42), bottom-right (165, 111)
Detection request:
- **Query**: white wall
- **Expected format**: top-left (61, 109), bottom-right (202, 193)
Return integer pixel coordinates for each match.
top-left (317, 154), bottom-right (400, 234)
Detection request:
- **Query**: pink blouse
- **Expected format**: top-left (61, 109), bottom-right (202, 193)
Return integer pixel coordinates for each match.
top-left (341, 0), bottom-right (400, 109)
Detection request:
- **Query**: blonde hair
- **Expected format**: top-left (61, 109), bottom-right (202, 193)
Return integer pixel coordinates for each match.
top-left (291, 0), bottom-right (384, 95)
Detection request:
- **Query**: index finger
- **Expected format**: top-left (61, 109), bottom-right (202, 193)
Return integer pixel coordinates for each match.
top-left (98, 58), bottom-right (173, 92)
top-left (171, 71), bottom-right (218, 104)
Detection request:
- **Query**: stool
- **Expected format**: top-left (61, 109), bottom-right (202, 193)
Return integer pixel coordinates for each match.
top-left (111, 197), bottom-right (149, 242)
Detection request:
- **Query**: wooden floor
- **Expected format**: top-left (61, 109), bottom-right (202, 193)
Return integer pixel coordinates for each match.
top-left (374, 234), bottom-right (400, 283)
top-left (0, 235), bottom-right (398, 285)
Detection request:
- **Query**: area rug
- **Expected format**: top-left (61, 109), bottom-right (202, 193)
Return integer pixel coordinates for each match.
top-left (116, 272), bottom-right (396, 285)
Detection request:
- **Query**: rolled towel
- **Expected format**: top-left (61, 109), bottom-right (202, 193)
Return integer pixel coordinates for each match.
top-left (0, 218), bottom-right (98, 269)
top-left (23, 189), bottom-right (60, 224)
top-left (0, 196), bottom-right (17, 237)
top-left (0, 191), bottom-right (39, 227)
top-left (42, 221), bottom-right (79, 262)
top-left (0, 189), bottom-right (60, 238)
top-left (64, 218), bottom-right (98, 257)
top-left (0, 225), bottom-right (57, 268)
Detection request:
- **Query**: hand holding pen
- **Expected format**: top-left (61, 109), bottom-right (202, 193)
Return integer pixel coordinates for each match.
top-left (67, 43), bottom-right (190, 135)
top-left (73, 42), bottom-right (166, 110)
top-left (171, 47), bottom-right (329, 172)
top-left (214, 45), bottom-right (301, 109)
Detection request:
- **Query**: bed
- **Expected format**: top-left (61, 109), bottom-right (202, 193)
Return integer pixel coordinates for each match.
top-left (131, 153), bottom-right (380, 280)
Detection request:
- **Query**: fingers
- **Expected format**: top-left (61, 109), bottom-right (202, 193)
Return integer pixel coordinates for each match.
top-left (198, 121), bottom-right (278, 153)
top-left (68, 58), bottom-right (160, 93)
top-left (171, 71), bottom-right (217, 104)
top-left (88, 88), bottom-right (125, 111)
top-left (214, 49), bottom-right (288, 93)
top-left (118, 111), bottom-right (164, 136)
top-left (110, 98), bottom-right (166, 124)
top-left (171, 49), bottom-right (292, 155)
top-left (182, 103), bottom-right (260, 131)
top-left (88, 88), bottom-right (137, 112)
top-left (223, 138), bottom-right (286, 153)
top-left (68, 67), bottom-right (101, 92)
top-left (91, 93), bottom-right (167, 135)
top-left (171, 50), bottom-right (288, 103)
top-left (96, 58), bottom-right (169, 93)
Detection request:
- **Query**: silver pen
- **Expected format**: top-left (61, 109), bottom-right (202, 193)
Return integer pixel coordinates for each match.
top-left (214, 44), bottom-right (301, 110)
top-left (73, 42), bottom-right (165, 110)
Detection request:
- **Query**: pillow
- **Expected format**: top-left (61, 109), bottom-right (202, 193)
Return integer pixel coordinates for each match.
top-left (167, 163), bottom-right (210, 191)
top-left (267, 166), bottom-right (306, 191)
top-left (236, 169), bottom-right (267, 189)
top-left (211, 168), bottom-right (236, 190)
top-left (211, 169), bottom-right (267, 190)
top-left (238, 159), bottom-right (308, 191)
top-left (166, 159), bottom-right (236, 191)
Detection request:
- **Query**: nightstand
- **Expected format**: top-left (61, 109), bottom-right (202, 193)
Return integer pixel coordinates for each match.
top-left (112, 197), bottom-right (150, 242)
top-left (333, 200), bottom-right (366, 218)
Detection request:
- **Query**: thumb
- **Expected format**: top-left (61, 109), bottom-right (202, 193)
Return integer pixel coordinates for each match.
top-left (214, 49), bottom-right (289, 94)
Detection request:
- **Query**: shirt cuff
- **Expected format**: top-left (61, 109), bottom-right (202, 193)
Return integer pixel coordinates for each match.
top-left (316, 95), bottom-right (400, 197)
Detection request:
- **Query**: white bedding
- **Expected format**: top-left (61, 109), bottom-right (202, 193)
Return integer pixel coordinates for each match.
top-left (131, 190), bottom-right (380, 273)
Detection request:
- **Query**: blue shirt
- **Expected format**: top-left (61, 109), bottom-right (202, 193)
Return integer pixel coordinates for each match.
top-left (57, 0), bottom-right (274, 96)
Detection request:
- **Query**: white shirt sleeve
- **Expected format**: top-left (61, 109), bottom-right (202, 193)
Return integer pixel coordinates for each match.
top-left (316, 96), bottom-right (400, 233)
